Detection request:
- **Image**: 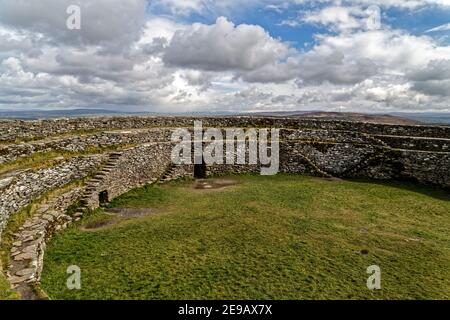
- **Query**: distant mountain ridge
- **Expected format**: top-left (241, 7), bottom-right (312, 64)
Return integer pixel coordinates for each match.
top-left (244, 111), bottom-right (450, 125)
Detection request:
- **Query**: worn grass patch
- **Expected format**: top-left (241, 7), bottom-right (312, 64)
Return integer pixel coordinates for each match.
top-left (41, 175), bottom-right (450, 300)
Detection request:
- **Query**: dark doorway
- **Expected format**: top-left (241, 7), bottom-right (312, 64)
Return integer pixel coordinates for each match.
top-left (99, 190), bottom-right (109, 205)
top-left (194, 160), bottom-right (207, 179)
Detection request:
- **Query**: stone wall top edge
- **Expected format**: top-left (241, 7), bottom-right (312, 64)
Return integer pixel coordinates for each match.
top-left (0, 115), bottom-right (449, 129)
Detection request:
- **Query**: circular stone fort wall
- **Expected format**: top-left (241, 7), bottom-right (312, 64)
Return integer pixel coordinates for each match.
top-left (0, 116), bottom-right (449, 298)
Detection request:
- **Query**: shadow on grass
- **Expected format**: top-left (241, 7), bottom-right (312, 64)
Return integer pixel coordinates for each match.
top-left (346, 177), bottom-right (450, 202)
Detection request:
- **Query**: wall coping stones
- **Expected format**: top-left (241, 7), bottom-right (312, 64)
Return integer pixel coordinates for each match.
top-left (1, 116), bottom-right (449, 142)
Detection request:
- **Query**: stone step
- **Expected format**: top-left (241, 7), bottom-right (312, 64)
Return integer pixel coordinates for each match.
top-left (86, 180), bottom-right (100, 184)
top-left (73, 211), bottom-right (84, 218)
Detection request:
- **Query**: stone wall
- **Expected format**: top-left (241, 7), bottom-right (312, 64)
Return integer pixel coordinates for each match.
top-left (0, 129), bottom-right (173, 165)
top-left (7, 186), bottom-right (84, 299)
top-left (81, 143), bottom-right (175, 210)
top-left (0, 155), bottom-right (106, 240)
top-left (1, 116), bottom-right (449, 298)
top-left (375, 135), bottom-right (450, 152)
top-left (2, 116), bottom-right (450, 142)
top-left (1, 116), bottom-right (449, 255)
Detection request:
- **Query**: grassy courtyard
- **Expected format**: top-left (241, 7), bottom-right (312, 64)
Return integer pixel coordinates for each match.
top-left (40, 175), bottom-right (450, 300)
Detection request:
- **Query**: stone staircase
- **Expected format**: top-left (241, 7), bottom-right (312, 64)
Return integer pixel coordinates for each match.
top-left (73, 152), bottom-right (123, 219)
top-left (157, 163), bottom-right (180, 184)
top-left (360, 132), bottom-right (391, 149)
top-left (298, 152), bottom-right (333, 178)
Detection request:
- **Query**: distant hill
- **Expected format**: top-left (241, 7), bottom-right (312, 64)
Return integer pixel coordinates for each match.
top-left (0, 108), bottom-right (449, 125)
top-left (294, 111), bottom-right (420, 125)
top-left (245, 111), bottom-right (450, 125)
top-left (389, 112), bottom-right (450, 125)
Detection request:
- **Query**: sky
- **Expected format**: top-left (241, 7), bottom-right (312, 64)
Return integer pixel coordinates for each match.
top-left (0, 0), bottom-right (450, 113)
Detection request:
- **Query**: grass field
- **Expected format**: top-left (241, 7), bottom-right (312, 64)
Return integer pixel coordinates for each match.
top-left (0, 271), bottom-right (19, 300)
top-left (40, 175), bottom-right (450, 300)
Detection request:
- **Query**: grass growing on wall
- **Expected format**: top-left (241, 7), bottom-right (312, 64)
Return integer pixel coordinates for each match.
top-left (0, 145), bottom-right (134, 177)
top-left (0, 177), bottom-right (94, 300)
top-left (0, 205), bottom-right (35, 269)
top-left (0, 272), bottom-right (19, 300)
top-left (41, 175), bottom-right (450, 300)
top-left (0, 204), bottom-right (34, 301)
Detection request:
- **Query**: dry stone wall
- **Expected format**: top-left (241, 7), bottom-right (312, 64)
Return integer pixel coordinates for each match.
top-left (0, 155), bottom-right (106, 239)
top-left (0, 116), bottom-right (449, 246)
top-left (80, 143), bottom-right (175, 210)
top-left (7, 186), bottom-right (84, 299)
top-left (2, 116), bottom-right (450, 142)
top-left (0, 129), bottom-right (173, 165)
top-left (1, 116), bottom-right (449, 298)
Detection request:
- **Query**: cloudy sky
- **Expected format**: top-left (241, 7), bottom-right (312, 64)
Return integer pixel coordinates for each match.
top-left (0, 0), bottom-right (450, 113)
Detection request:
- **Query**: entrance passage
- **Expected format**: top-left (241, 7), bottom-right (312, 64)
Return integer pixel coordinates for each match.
top-left (99, 190), bottom-right (109, 205)
top-left (194, 160), bottom-right (207, 179)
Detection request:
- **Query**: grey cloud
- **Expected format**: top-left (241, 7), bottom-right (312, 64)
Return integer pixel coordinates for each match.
top-left (241, 50), bottom-right (379, 85)
top-left (0, 0), bottom-right (148, 53)
top-left (408, 60), bottom-right (450, 97)
top-left (408, 59), bottom-right (450, 81)
top-left (412, 80), bottom-right (450, 97)
top-left (298, 53), bottom-right (380, 85)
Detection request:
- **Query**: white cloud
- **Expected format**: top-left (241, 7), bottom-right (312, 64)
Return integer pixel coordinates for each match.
top-left (426, 22), bottom-right (450, 33)
top-left (163, 17), bottom-right (289, 72)
top-left (150, 0), bottom-right (450, 18)
top-left (0, 0), bottom-right (449, 113)
top-left (303, 6), bottom-right (369, 32)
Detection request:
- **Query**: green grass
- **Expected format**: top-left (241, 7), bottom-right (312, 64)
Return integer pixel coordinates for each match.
top-left (0, 272), bottom-right (19, 300)
top-left (0, 145), bottom-right (134, 177)
top-left (40, 175), bottom-right (450, 300)
top-left (0, 179), bottom-right (94, 300)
